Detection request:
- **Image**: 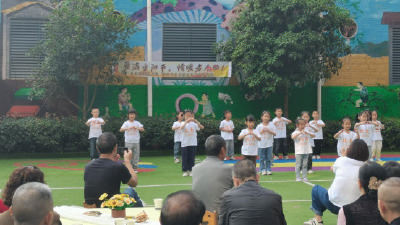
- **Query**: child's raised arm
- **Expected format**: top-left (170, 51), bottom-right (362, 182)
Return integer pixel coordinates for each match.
top-left (194, 120), bottom-right (204, 129)
top-left (291, 131), bottom-right (302, 140)
top-left (333, 130), bottom-right (343, 139)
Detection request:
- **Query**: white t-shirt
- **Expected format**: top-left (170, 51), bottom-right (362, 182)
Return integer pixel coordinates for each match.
top-left (328, 157), bottom-right (364, 207)
top-left (219, 120), bottom-right (234, 140)
top-left (87, 117), bottom-right (104, 139)
top-left (272, 117), bottom-right (290, 139)
top-left (291, 129), bottom-right (313, 155)
top-left (181, 122), bottom-right (200, 147)
top-left (357, 124), bottom-right (375, 146)
top-left (310, 120), bottom-right (325, 140)
top-left (121, 120), bottom-right (143, 143)
top-left (336, 130), bottom-right (358, 156)
top-left (256, 123), bottom-right (276, 148)
top-left (373, 121), bottom-right (383, 141)
top-left (239, 129), bottom-right (260, 156)
top-left (305, 123), bottom-right (316, 147)
top-left (172, 121), bottom-right (183, 143)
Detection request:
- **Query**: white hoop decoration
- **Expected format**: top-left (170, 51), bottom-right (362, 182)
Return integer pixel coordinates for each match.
top-left (175, 94), bottom-right (199, 113)
top-left (339, 19), bottom-right (358, 45)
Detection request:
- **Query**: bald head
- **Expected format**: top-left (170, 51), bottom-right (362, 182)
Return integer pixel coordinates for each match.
top-left (12, 182), bottom-right (53, 225)
top-left (160, 190), bottom-right (205, 225)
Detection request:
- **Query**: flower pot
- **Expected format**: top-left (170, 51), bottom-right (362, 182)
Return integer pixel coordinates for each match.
top-left (111, 209), bottom-right (126, 218)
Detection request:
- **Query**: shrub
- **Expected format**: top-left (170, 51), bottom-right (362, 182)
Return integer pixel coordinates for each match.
top-left (0, 116), bottom-right (398, 154)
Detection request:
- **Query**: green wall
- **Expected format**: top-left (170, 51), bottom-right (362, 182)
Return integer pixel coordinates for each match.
top-left (84, 84), bottom-right (318, 120)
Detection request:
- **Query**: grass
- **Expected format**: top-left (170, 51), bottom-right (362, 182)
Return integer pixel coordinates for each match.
top-left (0, 155), bottom-right (353, 225)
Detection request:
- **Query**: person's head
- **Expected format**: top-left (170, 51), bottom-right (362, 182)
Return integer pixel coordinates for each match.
top-left (359, 111), bottom-right (369, 122)
top-left (275, 108), bottom-right (283, 117)
top-left (232, 159), bottom-right (258, 186)
top-left (2, 166), bottom-right (45, 207)
top-left (160, 190), bottom-right (205, 225)
top-left (296, 118), bottom-right (306, 131)
top-left (301, 111), bottom-right (310, 122)
top-left (383, 161), bottom-right (400, 178)
top-left (372, 110), bottom-right (379, 121)
top-left (261, 111), bottom-right (270, 123)
top-left (121, 87), bottom-right (127, 93)
top-left (346, 139), bottom-right (369, 162)
top-left (204, 135), bottom-right (226, 160)
top-left (12, 182), bottom-right (53, 225)
top-left (378, 177), bottom-right (400, 223)
top-left (357, 82), bottom-right (364, 88)
top-left (342, 117), bottom-right (352, 131)
top-left (184, 109), bottom-right (194, 121)
top-left (128, 109), bottom-right (137, 121)
top-left (201, 93), bottom-right (209, 101)
top-left (176, 111), bottom-right (184, 121)
top-left (312, 111), bottom-right (319, 120)
top-left (245, 114), bottom-right (256, 129)
top-left (224, 110), bottom-right (232, 120)
top-left (91, 108), bottom-right (100, 118)
top-left (96, 132), bottom-right (118, 154)
top-left (358, 161), bottom-right (386, 196)
top-left (365, 110), bottom-right (372, 121)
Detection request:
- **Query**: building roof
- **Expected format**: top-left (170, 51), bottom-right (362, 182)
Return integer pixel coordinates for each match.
top-left (1, 2), bottom-right (53, 15)
top-left (381, 12), bottom-right (400, 25)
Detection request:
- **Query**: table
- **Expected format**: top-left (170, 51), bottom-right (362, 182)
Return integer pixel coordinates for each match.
top-left (55, 206), bottom-right (160, 225)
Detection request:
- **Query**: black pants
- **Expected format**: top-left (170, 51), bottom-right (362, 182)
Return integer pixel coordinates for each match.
top-left (273, 138), bottom-right (288, 156)
top-left (313, 139), bottom-right (323, 156)
top-left (181, 146), bottom-right (196, 172)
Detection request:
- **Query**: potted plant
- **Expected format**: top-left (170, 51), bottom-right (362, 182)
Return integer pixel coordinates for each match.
top-left (99, 193), bottom-right (136, 218)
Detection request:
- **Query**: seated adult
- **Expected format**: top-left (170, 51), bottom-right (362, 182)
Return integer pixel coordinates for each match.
top-left (219, 159), bottom-right (287, 225)
top-left (305, 139), bottom-right (369, 225)
top-left (337, 161), bottom-right (387, 225)
top-left (383, 161), bottom-right (400, 178)
top-left (84, 132), bottom-right (142, 207)
top-left (378, 177), bottom-right (400, 225)
top-left (160, 190), bottom-right (205, 225)
top-left (0, 166), bottom-right (61, 225)
top-left (192, 135), bottom-right (233, 212)
top-left (12, 182), bottom-right (54, 225)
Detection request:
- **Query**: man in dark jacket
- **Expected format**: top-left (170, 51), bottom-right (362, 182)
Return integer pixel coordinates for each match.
top-left (219, 159), bottom-right (287, 225)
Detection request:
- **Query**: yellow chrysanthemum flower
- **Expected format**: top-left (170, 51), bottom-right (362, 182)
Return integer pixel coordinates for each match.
top-left (124, 198), bottom-right (132, 205)
top-left (99, 193), bottom-right (108, 201)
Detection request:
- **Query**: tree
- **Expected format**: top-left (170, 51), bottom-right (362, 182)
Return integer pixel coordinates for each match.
top-left (31, 0), bottom-right (136, 119)
top-left (217, 0), bottom-right (352, 116)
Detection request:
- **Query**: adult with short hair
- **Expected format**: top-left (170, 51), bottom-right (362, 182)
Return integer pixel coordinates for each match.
top-left (337, 161), bottom-right (387, 225)
top-left (192, 135), bottom-right (233, 212)
top-left (160, 190), bottom-right (205, 225)
top-left (219, 159), bottom-right (287, 225)
top-left (383, 161), bottom-right (400, 178)
top-left (84, 132), bottom-right (142, 207)
top-left (12, 182), bottom-right (54, 225)
top-left (378, 177), bottom-right (400, 225)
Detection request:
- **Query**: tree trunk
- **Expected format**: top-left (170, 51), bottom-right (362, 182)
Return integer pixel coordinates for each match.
top-left (83, 83), bottom-right (89, 120)
top-left (284, 85), bottom-right (289, 117)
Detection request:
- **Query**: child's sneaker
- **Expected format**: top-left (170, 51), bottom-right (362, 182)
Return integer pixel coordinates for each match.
top-left (308, 170), bottom-right (314, 174)
top-left (267, 171), bottom-right (272, 175)
top-left (317, 155), bottom-right (321, 159)
top-left (182, 172), bottom-right (189, 177)
top-left (312, 155), bottom-right (316, 159)
top-left (284, 156), bottom-right (289, 160)
top-left (189, 172), bottom-right (193, 177)
top-left (303, 178), bottom-right (308, 182)
top-left (261, 171), bottom-right (267, 176)
top-left (174, 158), bottom-right (180, 163)
top-left (296, 178), bottom-right (302, 182)
top-left (304, 218), bottom-right (323, 225)
top-left (273, 156), bottom-right (279, 160)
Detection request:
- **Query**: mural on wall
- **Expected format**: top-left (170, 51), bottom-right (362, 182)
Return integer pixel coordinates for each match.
top-left (118, 87), bottom-right (134, 112)
top-left (197, 93), bottom-right (215, 118)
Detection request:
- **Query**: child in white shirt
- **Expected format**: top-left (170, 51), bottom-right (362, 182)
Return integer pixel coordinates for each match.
top-left (310, 111), bottom-right (325, 159)
top-left (219, 110), bottom-right (235, 160)
top-left (238, 115), bottom-right (261, 166)
top-left (371, 110), bottom-right (385, 161)
top-left (120, 108), bottom-right (144, 172)
top-left (355, 111), bottom-right (378, 160)
top-left (334, 117), bottom-right (359, 156)
top-left (272, 108), bottom-right (292, 160)
top-left (256, 111), bottom-right (276, 175)
top-left (292, 118), bottom-right (315, 182)
top-left (180, 109), bottom-right (204, 177)
top-left (172, 111), bottom-right (184, 163)
top-left (301, 111), bottom-right (318, 174)
top-left (86, 107), bottom-right (105, 160)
